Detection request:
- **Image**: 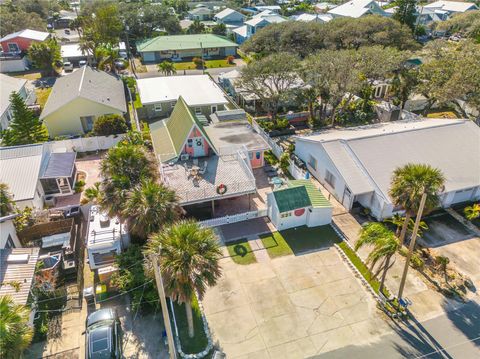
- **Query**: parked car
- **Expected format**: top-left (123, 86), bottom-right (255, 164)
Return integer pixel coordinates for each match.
top-left (85, 309), bottom-right (122, 359)
top-left (63, 62), bottom-right (74, 72)
top-left (79, 60), bottom-right (87, 67)
top-left (64, 29), bottom-right (71, 35)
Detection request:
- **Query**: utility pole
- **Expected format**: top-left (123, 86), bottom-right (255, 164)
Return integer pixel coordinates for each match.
top-left (200, 41), bottom-right (205, 74)
top-left (150, 252), bottom-right (177, 359)
top-left (397, 192), bottom-right (427, 299)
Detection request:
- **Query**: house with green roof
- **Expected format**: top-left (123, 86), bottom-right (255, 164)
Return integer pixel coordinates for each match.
top-left (149, 96), bottom-right (258, 207)
top-left (137, 34), bottom-right (238, 62)
top-left (267, 179), bottom-right (333, 230)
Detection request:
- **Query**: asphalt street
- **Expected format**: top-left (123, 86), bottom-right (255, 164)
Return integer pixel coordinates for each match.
top-left (317, 299), bottom-right (480, 359)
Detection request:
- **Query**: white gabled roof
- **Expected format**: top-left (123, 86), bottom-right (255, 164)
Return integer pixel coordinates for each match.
top-left (136, 75), bottom-right (229, 106)
top-left (0, 74), bottom-right (26, 117)
top-left (232, 25), bottom-right (248, 37)
top-left (215, 8), bottom-right (242, 19)
top-left (0, 29), bottom-right (49, 43)
top-left (294, 13), bottom-right (333, 22)
top-left (424, 1), bottom-right (478, 12)
top-left (296, 119), bottom-right (480, 199)
top-left (328, 0), bottom-right (379, 18)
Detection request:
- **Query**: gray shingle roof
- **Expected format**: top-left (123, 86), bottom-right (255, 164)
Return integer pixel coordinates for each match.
top-left (40, 66), bottom-right (127, 119)
top-left (0, 74), bottom-right (26, 117)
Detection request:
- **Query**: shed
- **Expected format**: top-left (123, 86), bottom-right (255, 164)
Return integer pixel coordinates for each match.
top-left (267, 180), bottom-right (333, 230)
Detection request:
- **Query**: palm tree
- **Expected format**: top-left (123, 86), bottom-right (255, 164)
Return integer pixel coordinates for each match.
top-left (95, 45), bottom-right (119, 73)
top-left (389, 163), bottom-right (445, 247)
top-left (123, 180), bottom-right (179, 238)
top-left (84, 182), bottom-right (101, 204)
top-left (355, 223), bottom-right (399, 294)
top-left (0, 183), bottom-right (14, 217)
top-left (157, 61), bottom-right (177, 76)
top-left (464, 203), bottom-right (480, 221)
top-left (436, 255), bottom-right (450, 285)
top-left (99, 144), bottom-right (157, 217)
top-left (391, 67), bottom-right (419, 111)
top-left (384, 214), bottom-right (429, 238)
top-left (0, 296), bottom-right (33, 359)
top-left (145, 220), bottom-right (222, 338)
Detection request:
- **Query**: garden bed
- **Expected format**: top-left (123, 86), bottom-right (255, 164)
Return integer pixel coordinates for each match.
top-left (226, 239), bottom-right (256, 265)
top-left (173, 59), bottom-right (234, 70)
top-left (170, 296), bottom-right (209, 355)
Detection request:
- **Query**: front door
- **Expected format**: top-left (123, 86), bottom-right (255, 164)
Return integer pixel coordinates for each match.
top-left (193, 137), bottom-right (205, 157)
top-left (342, 187), bottom-right (353, 210)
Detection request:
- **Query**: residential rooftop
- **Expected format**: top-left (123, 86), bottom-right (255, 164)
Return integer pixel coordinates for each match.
top-left (137, 74), bottom-right (229, 106)
top-left (87, 206), bottom-right (126, 249)
top-left (205, 120), bottom-right (270, 152)
top-left (297, 119), bottom-right (480, 197)
top-left (0, 29), bottom-right (49, 42)
top-left (136, 34), bottom-right (238, 52)
top-left (0, 74), bottom-right (26, 116)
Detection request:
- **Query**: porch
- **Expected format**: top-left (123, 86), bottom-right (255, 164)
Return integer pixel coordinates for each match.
top-left (40, 152), bottom-right (77, 199)
top-left (160, 153), bottom-right (257, 205)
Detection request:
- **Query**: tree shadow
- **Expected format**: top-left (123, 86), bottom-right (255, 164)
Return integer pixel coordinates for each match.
top-left (443, 299), bottom-right (480, 349)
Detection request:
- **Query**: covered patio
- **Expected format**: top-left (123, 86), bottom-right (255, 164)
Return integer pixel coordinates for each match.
top-left (40, 152), bottom-right (77, 197)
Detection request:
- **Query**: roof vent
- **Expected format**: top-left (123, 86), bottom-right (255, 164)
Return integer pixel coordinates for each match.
top-left (7, 254), bottom-right (29, 264)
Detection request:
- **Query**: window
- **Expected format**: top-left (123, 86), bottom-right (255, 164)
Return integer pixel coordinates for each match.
top-left (187, 139), bottom-right (193, 148)
top-left (80, 116), bottom-right (95, 132)
top-left (211, 105), bottom-right (217, 114)
top-left (249, 152), bottom-right (253, 159)
top-left (170, 101), bottom-right (176, 109)
top-left (154, 103), bottom-right (163, 112)
top-left (7, 43), bottom-right (19, 52)
top-left (5, 235), bottom-right (16, 249)
top-left (256, 151), bottom-right (261, 160)
top-left (308, 155), bottom-right (317, 170)
top-left (195, 107), bottom-right (202, 115)
top-left (325, 170), bottom-right (336, 188)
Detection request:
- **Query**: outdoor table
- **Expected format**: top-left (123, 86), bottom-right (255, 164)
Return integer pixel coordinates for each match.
top-left (272, 177), bottom-right (283, 188)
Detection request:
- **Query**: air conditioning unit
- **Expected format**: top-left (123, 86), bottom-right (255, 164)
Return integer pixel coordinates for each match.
top-left (44, 195), bottom-right (57, 207)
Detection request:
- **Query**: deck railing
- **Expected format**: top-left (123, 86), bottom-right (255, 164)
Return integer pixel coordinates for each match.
top-left (199, 208), bottom-right (268, 228)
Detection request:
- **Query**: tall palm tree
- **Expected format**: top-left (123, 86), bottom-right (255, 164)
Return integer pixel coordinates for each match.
top-left (0, 296), bottom-right (33, 359)
top-left (123, 180), bottom-right (179, 238)
top-left (145, 220), bottom-right (222, 338)
top-left (0, 183), bottom-right (14, 216)
top-left (389, 163), bottom-right (445, 247)
top-left (355, 223), bottom-right (399, 294)
top-left (157, 61), bottom-right (177, 76)
top-left (95, 45), bottom-right (119, 73)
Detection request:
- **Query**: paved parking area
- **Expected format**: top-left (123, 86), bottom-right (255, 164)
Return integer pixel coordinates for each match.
top-left (202, 247), bottom-right (390, 358)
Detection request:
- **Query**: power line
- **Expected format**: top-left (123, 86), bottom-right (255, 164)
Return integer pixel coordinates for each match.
top-left (413, 335), bottom-right (480, 358)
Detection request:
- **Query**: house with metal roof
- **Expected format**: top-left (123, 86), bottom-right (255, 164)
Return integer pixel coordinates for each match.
top-left (137, 34), bottom-right (238, 62)
top-left (0, 29), bottom-right (50, 53)
top-left (1, 214), bottom-right (21, 249)
top-left (40, 66), bottom-right (127, 137)
top-left (188, 6), bottom-right (213, 21)
top-left (234, 11), bottom-right (287, 44)
top-left (214, 8), bottom-right (246, 26)
top-left (0, 144), bottom-right (77, 210)
top-left (294, 119), bottom-right (480, 220)
top-left (136, 74), bottom-right (233, 120)
top-left (150, 97), bottom-right (260, 208)
top-left (327, 0), bottom-right (387, 18)
top-left (267, 180), bottom-right (333, 230)
top-left (0, 247), bottom-right (40, 305)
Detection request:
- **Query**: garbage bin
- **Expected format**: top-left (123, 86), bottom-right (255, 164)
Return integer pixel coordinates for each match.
top-left (83, 286), bottom-right (95, 306)
top-left (95, 284), bottom-right (107, 301)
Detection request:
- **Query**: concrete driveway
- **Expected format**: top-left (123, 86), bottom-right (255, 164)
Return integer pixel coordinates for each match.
top-left (202, 247), bottom-right (390, 358)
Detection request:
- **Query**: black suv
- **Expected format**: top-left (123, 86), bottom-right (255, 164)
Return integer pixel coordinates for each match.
top-left (85, 309), bottom-right (122, 359)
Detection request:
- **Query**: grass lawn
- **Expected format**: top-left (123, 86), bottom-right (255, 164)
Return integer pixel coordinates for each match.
top-left (35, 88), bottom-right (52, 109)
top-left (226, 238), bottom-right (257, 265)
top-left (173, 59), bottom-right (235, 71)
top-left (336, 241), bottom-right (389, 297)
top-left (12, 71), bottom-right (42, 80)
top-left (260, 225), bottom-right (340, 258)
top-left (171, 296), bottom-right (208, 354)
top-left (133, 92), bottom-right (142, 109)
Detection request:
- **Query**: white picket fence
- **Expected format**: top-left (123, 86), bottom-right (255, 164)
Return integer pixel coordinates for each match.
top-left (251, 118), bottom-right (284, 158)
top-left (199, 209), bottom-right (268, 228)
top-left (45, 135), bottom-right (125, 153)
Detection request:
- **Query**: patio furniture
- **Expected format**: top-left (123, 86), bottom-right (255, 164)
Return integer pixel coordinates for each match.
top-left (272, 177), bottom-right (284, 188)
top-left (193, 158), bottom-right (199, 166)
top-left (267, 171), bottom-right (278, 178)
top-left (264, 165), bottom-right (276, 172)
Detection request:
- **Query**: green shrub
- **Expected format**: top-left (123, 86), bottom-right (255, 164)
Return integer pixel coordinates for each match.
top-left (192, 57), bottom-right (205, 69)
top-left (264, 150), bottom-right (278, 165)
top-left (410, 253), bottom-right (425, 270)
top-left (93, 114), bottom-right (128, 136)
top-left (279, 152), bottom-right (290, 173)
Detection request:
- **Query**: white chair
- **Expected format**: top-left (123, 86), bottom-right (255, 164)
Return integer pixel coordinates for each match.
top-left (199, 161), bottom-right (208, 175)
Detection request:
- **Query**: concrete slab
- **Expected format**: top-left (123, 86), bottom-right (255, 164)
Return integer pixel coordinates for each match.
top-left (202, 245), bottom-right (392, 358)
